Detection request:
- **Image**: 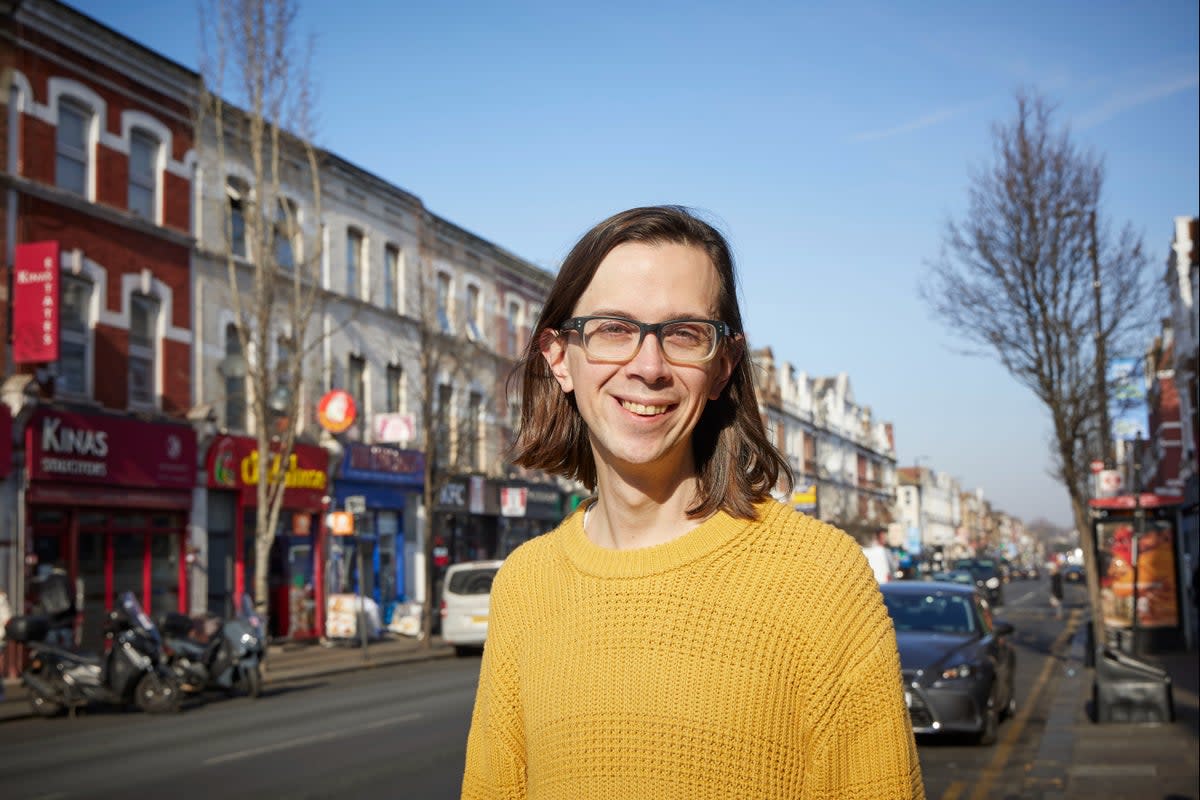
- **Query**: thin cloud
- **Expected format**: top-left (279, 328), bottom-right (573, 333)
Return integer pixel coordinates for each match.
top-left (1075, 73), bottom-right (1199, 130)
top-left (851, 106), bottom-right (967, 143)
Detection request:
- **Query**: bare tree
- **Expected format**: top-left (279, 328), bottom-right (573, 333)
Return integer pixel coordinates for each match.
top-left (412, 220), bottom-right (492, 646)
top-left (195, 0), bottom-right (328, 620)
top-left (921, 91), bottom-right (1152, 645)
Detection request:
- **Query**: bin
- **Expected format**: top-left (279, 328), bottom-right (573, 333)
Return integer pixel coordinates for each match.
top-left (1092, 646), bottom-right (1175, 724)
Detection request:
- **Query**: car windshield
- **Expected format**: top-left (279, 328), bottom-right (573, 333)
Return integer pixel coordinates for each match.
top-left (447, 567), bottom-right (498, 595)
top-left (883, 592), bottom-right (977, 634)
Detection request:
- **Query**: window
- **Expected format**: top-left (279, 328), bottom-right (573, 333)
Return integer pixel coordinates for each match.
top-left (436, 272), bottom-right (452, 333)
top-left (346, 228), bottom-right (363, 297)
top-left (56, 100), bottom-right (89, 195)
top-left (465, 284), bottom-right (482, 341)
top-left (227, 180), bottom-right (247, 258)
top-left (383, 245), bottom-right (400, 311)
top-left (58, 275), bottom-right (92, 396)
top-left (128, 129), bottom-right (158, 220)
top-left (467, 391), bottom-right (483, 470)
top-left (436, 384), bottom-right (453, 467)
top-left (276, 335), bottom-right (295, 400)
top-left (386, 364), bottom-right (403, 413)
top-left (128, 293), bottom-right (158, 407)
top-left (275, 199), bottom-right (295, 271)
top-left (507, 301), bottom-right (521, 356)
top-left (348, 355), bottom-right (366, 439)
top-left (224, 324), bottom-right (246, 430)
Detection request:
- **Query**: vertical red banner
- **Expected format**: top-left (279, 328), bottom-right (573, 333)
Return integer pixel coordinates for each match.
top-left (13, 241), bottom-right (60, 364)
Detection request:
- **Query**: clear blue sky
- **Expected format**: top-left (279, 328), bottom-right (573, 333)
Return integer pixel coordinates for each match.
top-left (68, 0), bottom-right (1198, 528)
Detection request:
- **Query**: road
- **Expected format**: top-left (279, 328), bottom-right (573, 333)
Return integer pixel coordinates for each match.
top-left (0, 578), bottom-right (1078, 800)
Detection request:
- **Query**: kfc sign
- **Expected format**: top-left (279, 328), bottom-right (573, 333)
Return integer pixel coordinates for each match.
top-left (13, 242), bottom-right (60, 364)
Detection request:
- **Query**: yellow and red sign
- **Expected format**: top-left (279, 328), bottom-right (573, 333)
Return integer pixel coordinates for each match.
top-left (317, 390), bottom-right (357, 434)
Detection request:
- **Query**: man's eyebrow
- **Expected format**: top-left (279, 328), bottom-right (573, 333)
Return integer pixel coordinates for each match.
top-left (581, 308), bottom-right (718, 320)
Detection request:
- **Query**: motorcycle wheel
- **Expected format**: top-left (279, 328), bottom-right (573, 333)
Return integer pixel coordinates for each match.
top-left (243, 664), bottom-right (263, 699)
top-left (135, 671), bottom-right (181, 714)
top-left (28, 691), bottom-right (64, 718)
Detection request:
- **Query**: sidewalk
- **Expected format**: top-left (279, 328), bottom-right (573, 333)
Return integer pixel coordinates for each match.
top-left (0, 633), bottom-right (455, 723)
top-left (1024, 615), bottom-right (1199, 799)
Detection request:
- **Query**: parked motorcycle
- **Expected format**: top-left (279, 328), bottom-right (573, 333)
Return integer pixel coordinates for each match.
top-left (3, 591), bottom-right (181, 717)
top-left (160, 595), bottom-right (266, 699)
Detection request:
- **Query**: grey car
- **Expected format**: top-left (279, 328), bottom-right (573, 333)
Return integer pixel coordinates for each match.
top-left (881, 582), bottom-right (1017, 745)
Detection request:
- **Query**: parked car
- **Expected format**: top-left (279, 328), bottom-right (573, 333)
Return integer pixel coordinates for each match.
top-left (440, 560), bottom-right (504, 656)
top-left (1063, 564), bottom-right (1086, 583)
top-left (953, 559), bottom-right (1005, 606)
top-left (930, 569), bottom-right (976, 587)
top-left (881, 582), bottom-right (1017, 745)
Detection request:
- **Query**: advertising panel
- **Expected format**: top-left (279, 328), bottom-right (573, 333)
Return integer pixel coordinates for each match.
top-left (13, 241), bottom-right (60, 364)
top-left (1108, 357), bottom-right (1148, 441)
top-left (26, 408), bottom-right (195, 489)
top-left (1098, 519), bottom-right (1179, 629)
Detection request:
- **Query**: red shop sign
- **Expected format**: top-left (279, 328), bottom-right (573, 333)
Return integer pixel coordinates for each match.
top-left (13, 241), bottom-right (60, 364)
top-left (206, 435), bottom-right (328, 510)
top-left (26, 408), bottom-right (196, 489)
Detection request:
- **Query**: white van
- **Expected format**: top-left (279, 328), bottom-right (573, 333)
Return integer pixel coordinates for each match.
top-left (440, 560), bottom-right (503, 656)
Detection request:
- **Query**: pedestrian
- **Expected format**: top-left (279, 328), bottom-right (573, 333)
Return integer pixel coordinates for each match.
top-left (1050, 563), bottom-right (1064, 619)
top-left (461, 206), bottom-right (923, 799)
top-left (863, 526), bottom-right (897, 583)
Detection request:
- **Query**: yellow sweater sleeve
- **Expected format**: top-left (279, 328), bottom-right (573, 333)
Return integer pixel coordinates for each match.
top-left (461, 566), bottom-right (526, 800)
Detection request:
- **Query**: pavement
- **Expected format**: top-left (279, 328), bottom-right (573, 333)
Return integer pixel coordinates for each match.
top-left (2, 618), bottom-right (1197, 800)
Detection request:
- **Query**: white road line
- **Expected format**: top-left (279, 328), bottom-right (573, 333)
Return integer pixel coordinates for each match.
top-left (204, 712), bottom-right (423, 765)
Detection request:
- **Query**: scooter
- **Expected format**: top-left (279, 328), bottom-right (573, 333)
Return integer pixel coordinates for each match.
top-left (3, 591), bottom-right (181, 717)
top-left (160, 594), bottom-right (266, 698)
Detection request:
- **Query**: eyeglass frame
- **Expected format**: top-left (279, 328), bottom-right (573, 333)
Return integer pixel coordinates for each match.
top-left (555, 315), bottom-right (737, 365)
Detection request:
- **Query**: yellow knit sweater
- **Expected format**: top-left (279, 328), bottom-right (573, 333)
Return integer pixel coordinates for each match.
top-left (462, 499), bottom-right (924, 800)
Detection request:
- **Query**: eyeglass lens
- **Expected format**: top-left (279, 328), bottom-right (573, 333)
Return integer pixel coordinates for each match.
top-left (581, 318), bottom-right (717, 362)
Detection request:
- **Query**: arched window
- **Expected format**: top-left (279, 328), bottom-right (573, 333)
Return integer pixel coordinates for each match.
top-left (56, 99), bottom-right (91, 196)
top-left (128, 129), bottom-right (159, 220)
top-left (226, 178), bottom-right (249, 258)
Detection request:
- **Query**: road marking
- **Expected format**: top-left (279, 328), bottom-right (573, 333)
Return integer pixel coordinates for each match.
top-left (940, 779), bottom-right (967, 800)
top-left (204, 712), bottom-right (423, 765)
top-left (967, 609), bottom-right (1081, 800)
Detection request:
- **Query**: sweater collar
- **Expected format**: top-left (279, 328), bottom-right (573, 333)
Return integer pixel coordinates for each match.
top-left (557, 500), bottom-right (756, 578)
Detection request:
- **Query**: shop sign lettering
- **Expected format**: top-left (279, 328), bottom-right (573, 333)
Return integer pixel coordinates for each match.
top-left (239, 450), bottom-right (327, 490)
top-left (438, 482), bottom-right (466, 508)
top-left (37, 415), bottom-right (110, 477)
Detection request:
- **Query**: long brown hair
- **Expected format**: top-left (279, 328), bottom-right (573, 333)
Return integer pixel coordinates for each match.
top-left (510, 205), bottom-right (791, 520)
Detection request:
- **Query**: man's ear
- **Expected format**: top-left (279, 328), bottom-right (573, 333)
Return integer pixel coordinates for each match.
top-left (539, 329), bottom-right (573, 393)
top-left (707, 335), bottom-right (742, 400)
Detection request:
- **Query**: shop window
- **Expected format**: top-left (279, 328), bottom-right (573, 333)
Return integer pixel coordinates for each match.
top-left (58, 274), bottom-right (93, 397)
top-left (128, 293), bottom-right (158, 408)
top-left (128, 128), bottom-right (159, 221)
top-left (56, 99), bottom-right (90, 196)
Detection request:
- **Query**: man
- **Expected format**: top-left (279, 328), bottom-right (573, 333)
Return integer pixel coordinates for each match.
top-left (863, 527), bottom-right (897, 583)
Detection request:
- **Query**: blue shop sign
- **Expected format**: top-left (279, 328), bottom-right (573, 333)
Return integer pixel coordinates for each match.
top-left (339, 442), bottom-right (424, 486)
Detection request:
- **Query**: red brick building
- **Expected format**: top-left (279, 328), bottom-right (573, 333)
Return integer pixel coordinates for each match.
top-left (2, 0), bottom-right (201, 664)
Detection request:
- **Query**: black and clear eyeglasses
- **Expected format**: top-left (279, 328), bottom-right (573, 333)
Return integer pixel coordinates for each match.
top-left (557, 316), bottom-right (735, 364)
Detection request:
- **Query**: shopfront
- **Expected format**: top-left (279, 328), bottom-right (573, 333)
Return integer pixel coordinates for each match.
top-left (330, 443), bottom-right (424, 624)
top-left (205, 435), bottom-right (329, 640)
top-left (497, 481), bottom-right (565, 557)
top-left (24, 407), bottom-right (196, 652)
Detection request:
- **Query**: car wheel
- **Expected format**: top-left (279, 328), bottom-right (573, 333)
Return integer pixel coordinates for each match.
top-left (976, 688), bottom-right (999, 745)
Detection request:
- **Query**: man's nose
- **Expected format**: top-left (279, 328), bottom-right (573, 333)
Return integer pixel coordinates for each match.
top-left (625, 332), bottom-right (671, 377)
